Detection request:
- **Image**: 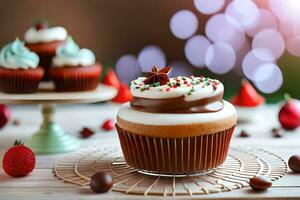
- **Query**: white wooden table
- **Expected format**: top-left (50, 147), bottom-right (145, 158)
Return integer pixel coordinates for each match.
top-left (0, 103), bottom-right (299, 200)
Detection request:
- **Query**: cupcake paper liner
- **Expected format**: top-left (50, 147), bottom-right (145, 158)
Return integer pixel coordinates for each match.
top-left (50, 64), bottom-right (102, 92)
top-left (116, 125), bottom-right (235, 175)
top-left (0, 67), bottom-right (44, 94)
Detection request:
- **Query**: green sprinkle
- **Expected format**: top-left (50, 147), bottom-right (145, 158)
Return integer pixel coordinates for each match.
top-left (152, 82), bottom-right (160, 87)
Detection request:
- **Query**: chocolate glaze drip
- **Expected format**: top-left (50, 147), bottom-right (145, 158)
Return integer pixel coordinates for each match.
top-left (130, 92), bottom-right (224, 113)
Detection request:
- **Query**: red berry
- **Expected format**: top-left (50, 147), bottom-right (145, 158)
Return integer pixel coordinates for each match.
top-left (112, 84), bottom-right (132, 103)
top-left (35, 21), bottom-right (49, 31)
top-left (278, 99), bottom-right (300, 130)
top-left (2, 141), bottom-right (36, 177)
top-left (0, 104), bottom-right (10, 129)
top-left (103, 69), bottom-right (121, 89)
top-left (230, 80), bottom-right (265, 107)
top-left (80, 127), bottom-right (95, 138)
top-left (102, 119), bottom-right (114, 131)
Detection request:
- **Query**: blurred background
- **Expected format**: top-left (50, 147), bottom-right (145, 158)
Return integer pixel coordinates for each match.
top-left (0, 0), bottom-right (299, 101)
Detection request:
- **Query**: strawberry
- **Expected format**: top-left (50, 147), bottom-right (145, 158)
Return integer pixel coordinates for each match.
top-left (112, 84), bottom-right (132, 103)
top-left (102, 119), bottom-right (114, 131)
top-left (2, 141), bottom-right (36, 177)
top-left (230, 80), bottom-right (265, 107)
top-left (103, 69), bottom-right (121, 89)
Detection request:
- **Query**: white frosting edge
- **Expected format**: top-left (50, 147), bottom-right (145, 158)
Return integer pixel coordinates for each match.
top-left (24, 27), bottom-right (67, 43)
top-left (130, 77), bottom-right (223, 101)
top-left (117, 101), bottom-right (237, 125)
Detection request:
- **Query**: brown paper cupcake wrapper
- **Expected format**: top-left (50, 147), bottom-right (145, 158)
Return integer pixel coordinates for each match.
top-left (0, 67), bottom-right (44, 94)
top-left (50, 64), bottom-right (102, 92)
top-left (116, 124), bottom-right (235, 175)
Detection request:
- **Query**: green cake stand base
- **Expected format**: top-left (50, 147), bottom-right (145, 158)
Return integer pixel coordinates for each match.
top-left (25, 104), bottom-right (80, 154)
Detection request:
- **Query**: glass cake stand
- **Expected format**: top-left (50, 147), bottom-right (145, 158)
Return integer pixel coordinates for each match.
top-left (0, 82), bottom-right (117, 154)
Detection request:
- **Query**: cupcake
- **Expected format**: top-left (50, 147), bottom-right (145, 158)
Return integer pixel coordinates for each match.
top-left (230, 80), bottom-right (265, 122)
top-left (50, 37), bottom-right (102, 92)
top-left (24, 21), bottom-right (67, 81)
top-left (0, 38), bottom-right (44, 94)
top-left (116, 66), bottom-right (237, 175)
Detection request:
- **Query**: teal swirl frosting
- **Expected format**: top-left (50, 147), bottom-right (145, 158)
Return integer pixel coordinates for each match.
top-left (0, 38), bottom-right (39, 69)
top-left (52, 36), bottom-right (95, 67)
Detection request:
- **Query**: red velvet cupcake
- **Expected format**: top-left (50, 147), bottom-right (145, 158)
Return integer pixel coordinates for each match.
top-left (24, 21), bottom-right (67, 81)
top-left (50, 37), bottom-right (102, 92)
top-left (0, 39), bottom-right (44, 93)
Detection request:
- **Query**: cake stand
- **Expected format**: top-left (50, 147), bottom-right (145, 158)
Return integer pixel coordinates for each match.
top-left (0, 82), bottom-right (117, 154)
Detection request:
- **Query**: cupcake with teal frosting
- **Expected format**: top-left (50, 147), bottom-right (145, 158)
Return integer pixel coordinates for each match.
top-left (0, 38), bottom-right (44, 93)
top-left (50, 37), bottom-right (102, 91)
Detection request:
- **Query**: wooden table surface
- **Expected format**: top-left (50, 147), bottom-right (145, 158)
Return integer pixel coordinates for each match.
top-left (0, 103), bottom-right (299, 200)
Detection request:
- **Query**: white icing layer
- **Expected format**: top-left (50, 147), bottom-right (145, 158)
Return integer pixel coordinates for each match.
top-left (130, 76), bottom-right (223, 102)
top-left (24, 27), bottom-right (67, 44)
top-left (118, 101), bottom-right (236, 125)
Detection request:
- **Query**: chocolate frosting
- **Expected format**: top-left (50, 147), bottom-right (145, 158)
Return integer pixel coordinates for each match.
top-left (130, 92), bottom-right (224, 113)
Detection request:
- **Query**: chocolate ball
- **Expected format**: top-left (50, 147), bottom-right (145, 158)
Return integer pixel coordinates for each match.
top-left (239, 130), bottom-right (250, 138)
top-left (288, 155), bottom-right (300, 173)
top-left (249, 176), bottom-right (272, 191)
top-left (90, 172), bottom-right (113, 193)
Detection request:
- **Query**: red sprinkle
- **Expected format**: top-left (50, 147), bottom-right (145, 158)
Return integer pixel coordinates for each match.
top-left (183, 81), bottom-right (188, 84)
top-left (166, 88), bottom-right (170, 92)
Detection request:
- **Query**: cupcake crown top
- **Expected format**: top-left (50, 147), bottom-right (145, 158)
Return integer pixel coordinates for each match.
top-left (24, 21), bottom-right (67, 44)
top-left (0, 38), bottom-right (39, 70)
top-left (129, 66), bottom-right (224, 113)
top-left (52, 36), bottom-right (95, 67)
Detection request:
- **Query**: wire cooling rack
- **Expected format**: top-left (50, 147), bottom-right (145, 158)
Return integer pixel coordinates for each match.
top-left (54, 145), bottom-right (287, 197)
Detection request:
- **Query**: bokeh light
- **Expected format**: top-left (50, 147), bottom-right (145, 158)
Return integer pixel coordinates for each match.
top-left (205, 42), bottom-right (236, 74)
top-left (286, 36), bottom-right (300, 57)
top-left (234, 39), bottom-right (251, 75)
top-left (242, 48), bottom-right (276, 80)
top-left (137, 45), bottom-right (166, 72)
top-left (116, 54), bottom-right (141, 84)
top-left (168, 61), bottom-right (194, 77)
top-left (226, 0), bottom-right (260, 30)
top-left (269, 0), bottom-right (300, 24)
top-left (278, 21), bottom-right (294, 39)
top-left (193, 0), bottom-right (225, 15)
top-left (246, 9), bottom-right (277, 37)
top-left (170, 10), bottom-right (199, 40)
top-left (252, 29), bottom-right (285, 58)
top-left (253, 63), bottom-right (283, 94)
top-left (205, 14), bottom-right (244, 50)
top-left (184, 35), bottom-right (211, 68)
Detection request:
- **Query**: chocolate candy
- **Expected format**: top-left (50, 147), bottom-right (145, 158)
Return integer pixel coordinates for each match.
top-left (239, 130), bottom-right (250, 138)
top-left (90, 172), bottom-right (113, 193)
top-left (249, 176), bottom-right (272, 191)
top-left (272, 128), bottom-right (282, 138)
top-left (288, 155), bottom-right (300, 173)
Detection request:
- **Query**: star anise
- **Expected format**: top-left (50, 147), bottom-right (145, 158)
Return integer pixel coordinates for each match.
top-left (143, 66), bottom-right (172, 86)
